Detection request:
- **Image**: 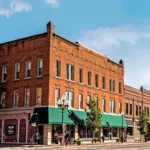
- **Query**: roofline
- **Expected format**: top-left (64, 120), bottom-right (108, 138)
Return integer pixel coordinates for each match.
top-left (125, 85), bottom-right (150, 93)
top-left (108, 59), bottom-right (123, 68)
top-left (53, 33), bottom-right (79, 47)
top-left (0, 32), bottom-right (47, 47)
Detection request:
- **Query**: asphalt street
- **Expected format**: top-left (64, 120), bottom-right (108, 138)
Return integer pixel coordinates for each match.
top-left (1, 143), bottom-right (150, 150)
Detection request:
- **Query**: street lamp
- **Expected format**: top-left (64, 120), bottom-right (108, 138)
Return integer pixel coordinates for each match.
top-left (121, 112), bottom-right (124, 143)
top-left (57, 95), bottom-right (69, 146)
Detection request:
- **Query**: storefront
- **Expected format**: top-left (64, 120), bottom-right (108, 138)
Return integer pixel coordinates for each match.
top-left (34, 107), bottom-right (127, 145)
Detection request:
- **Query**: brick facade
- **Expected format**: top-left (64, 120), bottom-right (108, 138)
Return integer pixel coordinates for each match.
top-left (0, 22), bottom-right (125, 144)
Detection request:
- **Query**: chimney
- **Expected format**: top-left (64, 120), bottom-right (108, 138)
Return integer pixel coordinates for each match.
top-left (47, 21), bottom-right (55, 37)
top-left (119, 59), bottom-right (124, 66)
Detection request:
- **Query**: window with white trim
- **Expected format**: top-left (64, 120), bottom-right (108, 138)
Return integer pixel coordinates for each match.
top-left (79, 68), bottom-right (83, 83)
top-left (79, 94), bottom-right (83, 109)
top-left (102, 99), bottom-right (106, 112)
top-left (56, 61), bottom-right (61, 77)
top-left (25, 89), bottom-right (30, 106)
top-left (25, 61), bottom-right (31, 78)
top-left (55, 89), bottom-right (60, 106)
top-left (66, 64), bottom-right (74, 81)
top-left (2, 66), bottom-right (7, 82)
top-left (87, 95), bottom-right (91, 110)
top-left (15, 63), bottom-right (20, 80)
top-left (66, 91), bottom-right (74, 108)
top-left (110, 79), bottom-right (115, 92)
top-left (95, 74), bottom-right (99, 88)
top-left (102, 77), bottom-right (106, 90)
top-left (36, 88), bottom-right (42, 105)
top-left (119, 102), bottom-right (122, 114)
top-left (110, 100), bottom-right (115, 113)
top-left (14, 90), bottom-right (19, 107)
top-left (37, 59), bottom-right (43, 76)
top-left (88, 72), bottom-right (91, 86)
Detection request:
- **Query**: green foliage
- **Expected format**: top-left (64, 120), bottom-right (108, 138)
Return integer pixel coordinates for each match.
top-left (86, 99), bottom-right (102, 142)
top-left (138, 110), bottom-right (149, 135)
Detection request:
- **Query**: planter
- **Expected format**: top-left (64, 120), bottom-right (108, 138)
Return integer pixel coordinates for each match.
top-left (76, 140), bottom-right (81, 145)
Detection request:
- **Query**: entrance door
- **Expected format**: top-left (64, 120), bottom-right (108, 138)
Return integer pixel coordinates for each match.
top-left (38, 125), bottom-right (43, 144)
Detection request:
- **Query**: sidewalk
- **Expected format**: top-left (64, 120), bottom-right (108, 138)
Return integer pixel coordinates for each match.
top-left (1, 141), bottom-right (150, 149)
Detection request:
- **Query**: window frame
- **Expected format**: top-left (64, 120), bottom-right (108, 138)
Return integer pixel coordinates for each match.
top-left (88, 71), bottom-right (91, 86)
top-left (25, 61), bottom-right (31, 78)
top-left (24, 89), bottom-right (30, 106)
top-left (102, 77), bottom-right (106, 90)
top-left (55, 88), bottom-right (60, 106)
top-left (95, 74), bottom-right (99, 88)
top-left (79, 68), bottom-right (83, 83)
top-left (56, 60), bottom-right (61, 77)
top-left (14, 90), bottom-right (19, 107)
top-left (36, 88), bottom-right (42, 105)
top-left (37, 59), bottom-right (43, 77)
top-left (79, 93), bottom-right (83, 110)
top-left (2, 66), bottom-right (7, 82)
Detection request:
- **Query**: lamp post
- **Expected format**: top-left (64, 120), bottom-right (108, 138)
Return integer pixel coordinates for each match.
top-left (121, 112), bottom-right (124, 143)
top-left (57, 95), bottom-right (69, 146)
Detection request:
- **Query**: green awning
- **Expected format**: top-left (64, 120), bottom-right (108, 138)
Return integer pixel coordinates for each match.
top-left (101, 114), bottom-right (127, 128)
top-left (34, 107), bottom-right (127, 128)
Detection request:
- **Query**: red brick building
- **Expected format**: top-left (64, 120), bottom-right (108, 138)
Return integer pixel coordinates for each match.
top-left (0, 22), bottom-right (126, 145)
top-left (124, 85), bottom-right (150, 141)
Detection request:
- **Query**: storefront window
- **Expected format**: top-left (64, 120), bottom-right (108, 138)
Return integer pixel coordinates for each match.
top-left (52, 125), bottom-right (75, 143)
top-left (6, 125), bottom-right (16, 136)
top-left (126, 127), bottom-right (133, 136)
top-left (78, 126), bottom-right (93, 139)
top-left (103, 127), bottom-right (109, 138)
top-left (112, 128), bottom-right (117, 137)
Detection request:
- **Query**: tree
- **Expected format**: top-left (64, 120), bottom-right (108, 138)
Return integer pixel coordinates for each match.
top-left (86, 99), bottom-right (102, 143)
top-left (138, 110), bottom-right (148, 141)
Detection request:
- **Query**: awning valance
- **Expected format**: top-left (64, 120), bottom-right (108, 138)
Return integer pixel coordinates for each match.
top-left (34, 107), bottom-right (127, 128)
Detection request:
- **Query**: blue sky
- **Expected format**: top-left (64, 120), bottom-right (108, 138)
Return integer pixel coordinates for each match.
top-left (1, 0), bottom-right (150, 89)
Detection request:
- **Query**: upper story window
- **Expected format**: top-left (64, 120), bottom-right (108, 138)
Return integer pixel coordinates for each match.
top-left (25, 89), bottom-right (30, 106)
top-left (130, 103), bottom-right (132, 115)
top-left (88, 72), bottom-right (91, 86)
top-left (136, 105), bottom-right (139, 116)
top-left (79, 94), bottom-right (83, 109)
top-left (36, 88), bottom-right (42, 105)
top-left (2, 66), bottom-right (7, 82)
top-left (56, 61), bottom-right (61, 77)
top-left (95, 97), bottom-right (99, 109)
top-left (147, 107), bottom-right (149, 117)
top-left (102, 77), bottom-right (106, 90)
top-left (15, 63), bottom-right (20, 80)
top-left (37, 59), bottom-right (43, 77)
top-left (25, 61), bottom-right (31, 78)
top-left (0, 91), bottom-right (6, 108)
top-left (87, 95), bottom-right (91, 110)
top-left (79, 68), bottom-right (83, 83)
top-left (14, 90), bottom-right (19, 107)
top-left (119, 82), bottom-right (122, 94)
top-left (55, 89), bottom-right (60, 106)
top-left (110, 79), bottom-right (115, 92)
top-left (110, 100), bottom-right (115, 113)
top-left (102, 99), bottom-right (106, 112)
top-left (95, 74), bottom-right (99, 88)
top-left (66, 91), bottom-right (74, 108)
top-left (66, 64), bottom-right (74, 81)
top-left (139, 106), bottom-right (141, 115)
top-left (125, 103), bottom-right (128, 115)
top-left (119, 102), bottom-right (122, 114)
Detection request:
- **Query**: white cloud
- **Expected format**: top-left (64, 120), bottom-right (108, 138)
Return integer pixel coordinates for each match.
top-left (78, 26), bottom-right (150, 90)
top-left (0, 0), bottom-right (31, 18)
top-left (44, 0), bottom-right (59, 8)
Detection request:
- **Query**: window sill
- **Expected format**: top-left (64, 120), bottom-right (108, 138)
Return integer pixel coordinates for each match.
top-left (79, 83), bottom-right (84, 85)
top-left (95, 87), bottom-right (99, 90)
top-left (24, 105), bottom-right (29, 107)
top-left (66, 79), bottom-right (75, 83)
top-left (55, 76), bottom-right (61, 79)
top-left (102, 89), bottom-right (106, 91)
top-left (1, 81), bottom-right (6, 83)
top-left (13, 106), bottom-right (18, 108)
top-left (24, 77), bottom-right (31, 80)
top-left (87, 85), bottom-right (92, 88)
top-left (36, 76), bottom-right (42, 78)
top-left (14, 79), bottom-right (19, 82)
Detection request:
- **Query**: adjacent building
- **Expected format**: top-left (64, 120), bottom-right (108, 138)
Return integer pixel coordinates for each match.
top-left (124, 85), bottom-right (150, 141)
top-left (0, 22), bottom-right (126, 145)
